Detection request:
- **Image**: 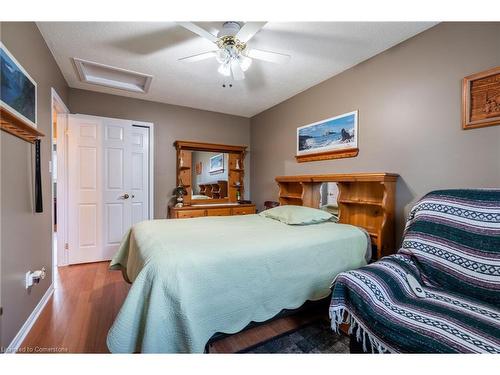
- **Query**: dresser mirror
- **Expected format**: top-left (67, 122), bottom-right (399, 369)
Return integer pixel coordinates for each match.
top-left (174, 141), bottom-right (247, 206)
top-left (191, 151), bottom-right (229, 200)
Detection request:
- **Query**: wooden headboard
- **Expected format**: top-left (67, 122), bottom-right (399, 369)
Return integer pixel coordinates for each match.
top-left (275, 173), bottom-right (398, 260)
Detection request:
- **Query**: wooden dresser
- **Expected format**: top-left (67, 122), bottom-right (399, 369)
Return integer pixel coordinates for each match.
top-left (169, 204), bottom-right (256, 219)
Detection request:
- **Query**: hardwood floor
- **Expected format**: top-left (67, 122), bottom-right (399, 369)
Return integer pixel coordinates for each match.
top-left (20, 262), bottom-right (327, 353)
top-left (20, 262), bottom-right (129, 353)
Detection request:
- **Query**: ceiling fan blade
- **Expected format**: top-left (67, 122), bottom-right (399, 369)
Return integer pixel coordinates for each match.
top-left (179, 51), bottom-right (217, 62)
top-left (230, 60), bottom-right (245, 81)
top-left (236, 22), bottom-right (267, 43)
top-left (247, 49), bottom-right (290, 64)
top-left (177, 22), bottom-right (219, 44)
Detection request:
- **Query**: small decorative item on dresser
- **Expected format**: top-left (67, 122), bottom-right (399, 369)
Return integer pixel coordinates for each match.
top-left (462, 66), bottom-right (500, 130)
top-left (235, 158), bottom-right (241, 170)
top-left (173, 184), bottom-right (188, 208)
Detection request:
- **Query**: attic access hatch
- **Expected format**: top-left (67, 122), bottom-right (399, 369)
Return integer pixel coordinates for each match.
top-left (73, 58), bottom-right (153, 93)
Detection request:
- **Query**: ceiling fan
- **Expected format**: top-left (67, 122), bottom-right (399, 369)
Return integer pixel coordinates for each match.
top-left (178, 22), bottom-right (290, 81)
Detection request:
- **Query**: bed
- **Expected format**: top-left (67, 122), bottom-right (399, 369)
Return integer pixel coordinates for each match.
top-left (107, 213), bottom-right (370, 353)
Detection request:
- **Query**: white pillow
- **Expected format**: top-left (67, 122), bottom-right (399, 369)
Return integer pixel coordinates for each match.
top-left (259, 205), bottom-right (333, 225)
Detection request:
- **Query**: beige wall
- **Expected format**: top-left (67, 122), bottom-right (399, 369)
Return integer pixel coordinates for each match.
top-left (250, 22), bottom-right (500, 243)
top-left (1, 22), bottom-right (69, 347)
top-left (68, 89), bottom-right (251, 218)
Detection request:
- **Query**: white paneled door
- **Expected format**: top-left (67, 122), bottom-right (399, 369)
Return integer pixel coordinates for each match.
top-left (68, 115), bottom-right (150, 264)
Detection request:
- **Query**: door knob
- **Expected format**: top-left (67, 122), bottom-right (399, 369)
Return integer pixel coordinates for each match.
top-left (121, 193), bottom-right (130, 199)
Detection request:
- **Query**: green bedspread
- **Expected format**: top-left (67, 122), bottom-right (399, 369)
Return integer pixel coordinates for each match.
top-left (107, 214), bottom-right (369, 353)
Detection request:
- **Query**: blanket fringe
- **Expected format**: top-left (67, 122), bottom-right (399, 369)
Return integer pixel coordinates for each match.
top-left (329, 306), bottom-right (391, 354)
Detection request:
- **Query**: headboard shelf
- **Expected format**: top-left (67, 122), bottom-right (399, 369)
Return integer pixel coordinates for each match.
top-left (275, 173), bottom-right (398, 260)
top-left (338, 198), bottom-right (384, 206)
top-left (281, 196), bottom-right (303, 200)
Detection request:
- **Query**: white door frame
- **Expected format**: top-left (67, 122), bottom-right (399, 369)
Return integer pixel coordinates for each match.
top-left (51, 88), bottom-right (70, 268)
top-left (64, 113), bottom-right (154, 265)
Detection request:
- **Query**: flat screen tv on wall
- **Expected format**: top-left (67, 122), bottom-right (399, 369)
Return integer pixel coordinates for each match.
top-left (0, 42), bottom-right (37, 128)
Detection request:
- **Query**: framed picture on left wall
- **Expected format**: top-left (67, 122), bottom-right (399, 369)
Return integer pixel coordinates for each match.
top-left (0, 42), bottom-right (37, 128)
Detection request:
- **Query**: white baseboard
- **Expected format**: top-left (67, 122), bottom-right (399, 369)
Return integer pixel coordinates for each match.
top-left (5, 283), bottom-right (54, 353)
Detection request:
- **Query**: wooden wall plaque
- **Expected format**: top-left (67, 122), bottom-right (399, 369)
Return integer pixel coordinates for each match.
top-left (462, 66), bottom-right (500, 130)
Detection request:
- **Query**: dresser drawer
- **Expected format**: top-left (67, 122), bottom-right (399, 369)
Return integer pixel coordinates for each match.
top-left (232, 206), bottom-right (256, 215)
top-left (176, 209), bottom-right (206, 219)
top-left (206, 208), bottom-right (231, 216)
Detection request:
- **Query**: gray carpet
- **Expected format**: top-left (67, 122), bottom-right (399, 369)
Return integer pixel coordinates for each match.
top-left (240, 319), bottom-right (349, 353)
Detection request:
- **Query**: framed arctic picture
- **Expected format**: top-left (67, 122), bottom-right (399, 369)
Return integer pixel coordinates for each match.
top-left (209, 153), bottom-right (224, 174)
top-left (0, 42), bottom-right (37, 128)
top-left (296, 110), bottom-right (359, 162)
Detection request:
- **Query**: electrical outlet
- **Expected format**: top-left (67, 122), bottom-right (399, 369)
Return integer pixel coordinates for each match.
top-left (25, 271), bottom-right (33, 289)
top-left (25, 267), bottom-right (46, 289)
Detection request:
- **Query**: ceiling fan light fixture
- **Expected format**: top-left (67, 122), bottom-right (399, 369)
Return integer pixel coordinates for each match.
top-left (239, 55), bottom-right (252, 72)
top-left (178, 21), bottom-right (290, 82)
top-left (216, 49), bottom-right (230, 64)
top-left (218, 63), bottom-right (231, 77)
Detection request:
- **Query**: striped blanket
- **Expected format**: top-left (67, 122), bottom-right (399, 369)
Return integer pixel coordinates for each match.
top-left (330, 189), bottom-right (500, 353)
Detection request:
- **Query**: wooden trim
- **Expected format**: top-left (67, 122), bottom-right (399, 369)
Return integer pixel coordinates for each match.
top-left (295, 148), bottom-right (358, 163)
top-left (1, 106), bottom-right (44, 143)
top-left (174, 140), bottom-right (247, 153)
top-left (276, 172), bottom-right (398, 183)
top-left (462, 66), bottom-right (500, 130)
top-left (311, 173), bottom-right (398, 182)
top-left (191, 198), bottom-right (229, 204)
top-left (170, 203), bottom-right (255, 211)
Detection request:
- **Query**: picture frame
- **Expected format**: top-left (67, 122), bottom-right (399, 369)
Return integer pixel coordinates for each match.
top-left (296, 110), bottom-right (358, 162)
top-left (209, 153), bottom-right (224, 174)
top-left (462, 66), bottom-right (500, 130)
top-left (0, 42), bottom-right (37, 129)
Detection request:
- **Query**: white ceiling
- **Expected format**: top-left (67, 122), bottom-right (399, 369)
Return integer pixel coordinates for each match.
top-left (37, 22), bottom-right (437, 117)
